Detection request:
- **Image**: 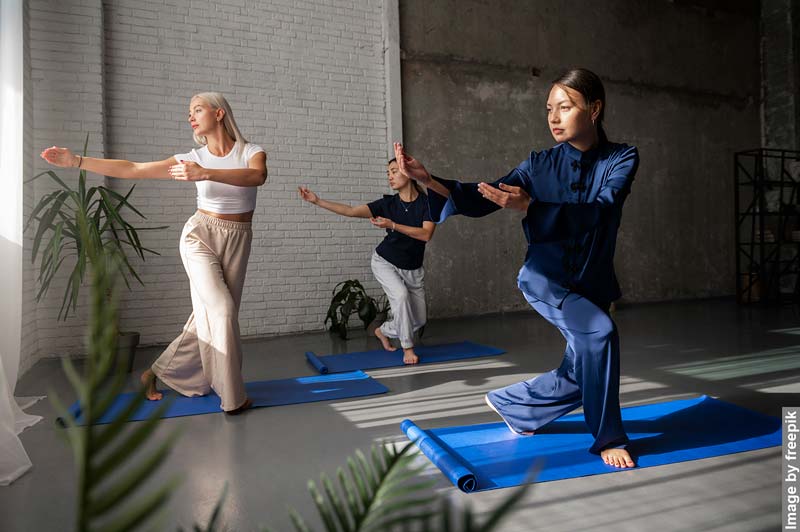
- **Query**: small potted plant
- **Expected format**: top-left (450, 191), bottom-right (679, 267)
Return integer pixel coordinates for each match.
top-left (325, 279), bottom-right (387, 340)
top-left (27, 135), bottom-right (165, 372)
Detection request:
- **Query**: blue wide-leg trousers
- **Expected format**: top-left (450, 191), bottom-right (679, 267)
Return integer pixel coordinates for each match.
top-left (486, 291), bottom-right (628, 454)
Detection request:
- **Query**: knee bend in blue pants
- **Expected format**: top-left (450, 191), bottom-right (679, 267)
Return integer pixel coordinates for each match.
top-left (486, 292), bottom-right (629, 454)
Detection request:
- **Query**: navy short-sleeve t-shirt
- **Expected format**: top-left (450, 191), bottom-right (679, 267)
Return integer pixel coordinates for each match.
top-left (368, 193), bottom-right (432, 270)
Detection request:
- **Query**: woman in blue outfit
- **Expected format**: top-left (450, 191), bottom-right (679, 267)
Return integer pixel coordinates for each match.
top-left (393, 68), bottom-right (639, 468)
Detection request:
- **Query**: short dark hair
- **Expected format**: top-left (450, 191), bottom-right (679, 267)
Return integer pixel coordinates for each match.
top-left (552, 68), bottom-right (608, 143)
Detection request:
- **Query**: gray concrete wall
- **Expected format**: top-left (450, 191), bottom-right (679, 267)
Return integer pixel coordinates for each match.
top-left (399, 0), bottom-right (761, 317)
top-left (762, 0), bottom-right (800, 150)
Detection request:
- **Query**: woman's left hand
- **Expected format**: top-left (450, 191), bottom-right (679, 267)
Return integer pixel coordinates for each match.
top-left (477, 182), bottom-right (531, 212)
top-left (169, 160), bottom-right (206, 181)
top-left (370, 216), bottom-right (395, 230)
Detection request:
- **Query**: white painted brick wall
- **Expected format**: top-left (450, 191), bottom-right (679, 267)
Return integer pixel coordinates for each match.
top-left (24, 0), bottom-right (391, 367)
top-left (21, 1), bottom-right (38, 376)
top-left (23, 0), bottom-right (106, 371)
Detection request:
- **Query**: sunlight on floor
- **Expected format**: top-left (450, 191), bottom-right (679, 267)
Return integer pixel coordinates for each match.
top-left (744, 373), bottom-right (800, 394)
top-left (660, 345), bottom-right (800, 381)
top-left (335, 358), bottom-right (687, 429)
top-left (769, 327), bottom-right (800, 335)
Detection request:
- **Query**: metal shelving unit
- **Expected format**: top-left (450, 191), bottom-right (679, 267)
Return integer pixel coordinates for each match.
top-left (735, 148), bottom-right (800, 303)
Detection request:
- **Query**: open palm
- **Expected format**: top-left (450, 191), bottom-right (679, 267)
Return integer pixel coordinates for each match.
top-left (393, 142), bottom-right (431, 184)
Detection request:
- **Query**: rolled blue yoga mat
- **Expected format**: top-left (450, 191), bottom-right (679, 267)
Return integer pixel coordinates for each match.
top-left (401, 419), bottom-right (477, 492)
top-left (306, 351), bottom-right (328, 373)
top-left (62, 370), bottom-right (387, 425)
top-left (305, 341), bottom-right (505, 374)
top-left (401, 395), bottom-right (781, 492)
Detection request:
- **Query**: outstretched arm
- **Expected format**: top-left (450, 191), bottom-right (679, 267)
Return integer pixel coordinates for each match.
top-left (392, 142), bottom-right (532, 222)
top-left (40, 146), bottom-right (176, 179)
top-left (298, 186), bottom-right (372, 218)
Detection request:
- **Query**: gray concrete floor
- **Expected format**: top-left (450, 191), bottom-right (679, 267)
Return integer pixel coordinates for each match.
top-left (2, 298), bottom-right (796, 531)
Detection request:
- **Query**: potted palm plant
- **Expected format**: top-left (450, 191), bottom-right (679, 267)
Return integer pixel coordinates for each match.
top-left (27, 135), bottom-right (165, 372)
top-left (325, 280), bottom-right (390, 340)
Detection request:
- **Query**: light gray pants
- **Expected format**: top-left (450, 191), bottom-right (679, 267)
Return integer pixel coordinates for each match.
top-left (370, 251), bottom-right (426, 349)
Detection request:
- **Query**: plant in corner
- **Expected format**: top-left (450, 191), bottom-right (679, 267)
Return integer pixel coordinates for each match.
top-left (325, 280), bottom-right (388, 340)
top-left (27, 134), bottom-right (166, 372)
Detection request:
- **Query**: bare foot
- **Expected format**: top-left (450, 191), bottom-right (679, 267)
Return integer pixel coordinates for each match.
top-left (140, 369), bottom-right (163, 401)
top-left (225, 397), bottom-right (253, 416)
top-left (374, 327), bottom-right (397, 351)
top-left (601, 447), bottom-right (636, 468)
top-left (484, 395), bottom-right (534, 436)
top-left (402, 347), bottom-right (419, 365)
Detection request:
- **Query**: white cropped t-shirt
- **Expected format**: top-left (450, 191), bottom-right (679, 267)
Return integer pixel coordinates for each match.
top-left (174, 142), bottom-right (265, 214)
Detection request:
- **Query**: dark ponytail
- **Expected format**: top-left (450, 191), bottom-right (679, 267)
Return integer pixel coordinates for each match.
top-left (552, 68), bottom-right (608, 144)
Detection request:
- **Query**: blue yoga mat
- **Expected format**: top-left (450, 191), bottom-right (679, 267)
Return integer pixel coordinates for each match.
top-left (401, 395), bottom-right (781, 492)
top-left (64, 370), bottom-right (387, 425)
top-left (305, 341), bottom-right (505, 374)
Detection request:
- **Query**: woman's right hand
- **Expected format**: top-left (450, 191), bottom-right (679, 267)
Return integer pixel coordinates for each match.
top-left (393, 142), bottom-right (431, 185)
top-left (40, 146), bottom-right (79, 168)
top-left (298, 186), bottom-right (319, 204)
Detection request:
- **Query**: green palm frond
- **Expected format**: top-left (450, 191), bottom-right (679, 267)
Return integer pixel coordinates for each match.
top-left (194, 483), bottom-right (228, 532)
top-left (175, 483), bottom-right (229, 532)
top-left (51, 220), bottom-right (181, 532)
top-left (263, 440), bottom-right (533, 532)
top-left (27, 133), bottom-right (167, 321)
top-left (431, 464), bottom-right (536, 532)
top-left (274, 441), bottom-right (435, 532)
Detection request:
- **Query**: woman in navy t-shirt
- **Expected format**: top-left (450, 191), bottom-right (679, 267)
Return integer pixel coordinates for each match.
top-left (299, 158), bottom-right (435, 364)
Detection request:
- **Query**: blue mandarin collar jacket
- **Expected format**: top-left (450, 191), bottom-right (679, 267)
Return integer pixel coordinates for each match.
top-left (427, 141), bottom-right (640, 309)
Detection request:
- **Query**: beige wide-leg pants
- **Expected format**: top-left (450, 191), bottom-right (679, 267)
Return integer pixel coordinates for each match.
top-left (151, 211), bottom-right (252, 411)
top-left (370, 251), bottom-right (426, 349)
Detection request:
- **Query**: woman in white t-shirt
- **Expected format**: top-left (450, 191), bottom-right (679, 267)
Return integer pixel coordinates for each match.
top-left (40, 92), bottom-right (267, 415)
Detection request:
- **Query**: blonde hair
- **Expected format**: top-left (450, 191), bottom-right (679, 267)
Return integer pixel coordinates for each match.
top-left (190, 92), bottom-right (249, 147)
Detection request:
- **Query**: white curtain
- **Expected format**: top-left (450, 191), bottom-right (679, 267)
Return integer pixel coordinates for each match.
top-left (0, 358), bottom-right (42, 486)
top-left (0, 0), bottom-right (43, 486)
